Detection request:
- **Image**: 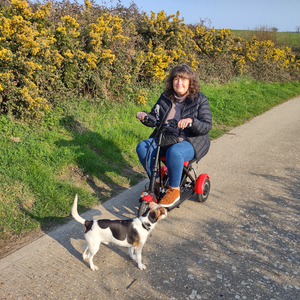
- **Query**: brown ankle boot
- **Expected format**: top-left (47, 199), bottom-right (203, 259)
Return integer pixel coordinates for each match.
top-left (159, 187), bottom-right (180, 207)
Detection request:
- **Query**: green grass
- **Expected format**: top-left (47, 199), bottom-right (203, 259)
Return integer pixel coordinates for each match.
top-left (203, 78), bottom-right (300, 138)
top-left (1, 78), bottom-right (300, 240)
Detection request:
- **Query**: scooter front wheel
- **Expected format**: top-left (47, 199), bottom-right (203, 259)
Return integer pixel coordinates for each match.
top-left (137, 201), bottom-right (149, 217)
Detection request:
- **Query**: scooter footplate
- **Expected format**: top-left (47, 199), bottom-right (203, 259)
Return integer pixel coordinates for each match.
top-left (165, 190), bottom-right (195, 211)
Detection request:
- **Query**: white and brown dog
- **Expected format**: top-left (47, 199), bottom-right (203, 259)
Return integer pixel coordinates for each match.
top-left (72, 195), bottom-right (167, 270)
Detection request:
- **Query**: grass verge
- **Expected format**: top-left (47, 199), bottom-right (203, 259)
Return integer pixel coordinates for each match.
top-left (1, 78), bottom-right (300, 242)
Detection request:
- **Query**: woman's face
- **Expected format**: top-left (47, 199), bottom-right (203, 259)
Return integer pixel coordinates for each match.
top-left (173, 75), bottom-right (189, 97)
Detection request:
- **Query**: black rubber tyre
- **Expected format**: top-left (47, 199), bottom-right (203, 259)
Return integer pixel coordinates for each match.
top-left (137, 201), bottom-right (149, 217)
top-left (196, 178), bottom-right (211, 203)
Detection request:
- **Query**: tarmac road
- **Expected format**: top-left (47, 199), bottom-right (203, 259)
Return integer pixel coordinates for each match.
top-left (0, 96), bottom-right (299, 300)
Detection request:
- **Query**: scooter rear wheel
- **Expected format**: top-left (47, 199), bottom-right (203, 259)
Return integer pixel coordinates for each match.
top-left (137, 201), bottom-right (149, 217)
top-left (196, 178), bottom-right (210, 203)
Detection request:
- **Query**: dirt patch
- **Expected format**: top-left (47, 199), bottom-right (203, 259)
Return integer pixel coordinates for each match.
top-left (0, 229), bottom-right (45, 259)
top-left (59, 165), bottom-right (115, 196)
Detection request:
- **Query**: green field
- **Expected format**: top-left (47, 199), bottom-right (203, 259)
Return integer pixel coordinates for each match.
top-left (231, 29), bottom-right (300, 51)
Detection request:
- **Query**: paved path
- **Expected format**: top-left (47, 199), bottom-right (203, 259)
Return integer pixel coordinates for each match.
top-left (1, 97), bottom-right (299, 300)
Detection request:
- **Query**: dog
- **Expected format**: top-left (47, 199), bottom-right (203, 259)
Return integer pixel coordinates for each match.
top-left (71, 195), bottom-right (167, 270)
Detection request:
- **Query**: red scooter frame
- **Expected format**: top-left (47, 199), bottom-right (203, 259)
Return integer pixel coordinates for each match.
top-left (137, 115), bottom-right (211, 217)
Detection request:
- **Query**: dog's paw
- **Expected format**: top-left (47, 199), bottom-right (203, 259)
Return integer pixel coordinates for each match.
top-left (83, 254), bottom-right (88, 261)
top-left (90, 265), bottom-right (99, 271)
top-left (138, 263), bottom-right (147, 270)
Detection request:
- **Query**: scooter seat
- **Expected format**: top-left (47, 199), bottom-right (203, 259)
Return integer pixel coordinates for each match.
top-left (160, 157), bottom-right (196, 167)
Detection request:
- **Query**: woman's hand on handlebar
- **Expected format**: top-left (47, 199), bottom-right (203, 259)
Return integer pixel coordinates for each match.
top-left (177, 118), bottom-right (193, 129)
top-left (136, 112), bottom-right (147, 121)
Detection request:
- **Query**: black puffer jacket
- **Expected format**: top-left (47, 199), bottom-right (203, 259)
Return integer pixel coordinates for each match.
top-left (142, 92), bottom-right (212, 162)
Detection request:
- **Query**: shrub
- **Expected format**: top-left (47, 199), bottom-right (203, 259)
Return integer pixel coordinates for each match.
top-left (136, 10), bottom-right (198, 81)
top-left (0, 0), bottom-right (299, 120)
top-left (0, 0), bottom-right (54, 118)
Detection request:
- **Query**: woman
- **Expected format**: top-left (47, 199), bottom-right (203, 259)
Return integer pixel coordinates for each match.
top-left (136, 64), bottom-right (212, 207)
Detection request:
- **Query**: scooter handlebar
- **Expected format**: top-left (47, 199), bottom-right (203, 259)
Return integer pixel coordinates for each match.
top-left (144, 115), bottom-right (192, 128)
top-left (144, 115), bottom-right (156, 124)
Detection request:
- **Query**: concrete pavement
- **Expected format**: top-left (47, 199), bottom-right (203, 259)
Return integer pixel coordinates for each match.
top-left (0, 96), bottom-right (299, 299)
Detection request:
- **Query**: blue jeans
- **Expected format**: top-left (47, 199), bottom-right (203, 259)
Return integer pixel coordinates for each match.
top-left (136, 139), bottom-right (195, 187)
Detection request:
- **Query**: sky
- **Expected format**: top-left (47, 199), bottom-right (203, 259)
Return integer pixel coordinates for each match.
top-left (99, 0), bottom-right (300, 32)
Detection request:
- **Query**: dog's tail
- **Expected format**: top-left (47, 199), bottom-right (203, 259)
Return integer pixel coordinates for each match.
top-left (72, 194), bottom-right (86, 225)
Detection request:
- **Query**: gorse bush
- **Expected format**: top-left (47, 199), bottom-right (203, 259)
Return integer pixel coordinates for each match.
top-left (230, 37), bottom-right (299, 80)
top-left (0, 0), bottom-right (299, 120)
top-left (136, 10), bottom-right (198, 81)
top-left (0, 0), bottom-right (137, 118)
top-left (0, 0), bottom-right (52, 118)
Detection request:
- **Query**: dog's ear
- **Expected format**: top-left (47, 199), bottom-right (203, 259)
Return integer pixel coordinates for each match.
top-left (158, 206), bottom-right (167, 219)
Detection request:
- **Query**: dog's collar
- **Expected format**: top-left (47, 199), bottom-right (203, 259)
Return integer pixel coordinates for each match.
top-left (142, 222), bottom-right (151, 231)
top-left (139, 218), bottom-right (151, 231)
